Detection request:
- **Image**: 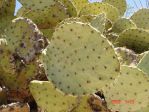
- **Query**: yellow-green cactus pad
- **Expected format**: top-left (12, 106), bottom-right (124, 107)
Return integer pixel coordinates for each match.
top-left (0, 0), bottom-right (15, 17)
top-left (115, 47), bottom-right (139, 66)
top-left (103, 65), bottom-right (149, 112)
top-left (116, 28), bottom-right (149, 53)
top-left (17, 2), bottom-right (69, 29)
top-left (43, 22), bottom-right (120, 95)
top-left (131, 9), bottom-right (149, 30)
top-left (136, 106), bottom-right (149, 112)
top-left (80, 15), bottom-right (97, 22)
top-left (29, 80), bottom-right (78, 112)
top-left (80, 2), bottom-right (120, 22)
top-left (30, 80), bottom-right (109, 112)
top-left (103, 0), bottom-right (127, 16)
top-left (112, 18), bottom-right (136, 33)
top-left (4, 17), bottom-right (46, 62)
top-left (137, 51), bottom-right (149, 75)
top-left (90, 13), bottom-right (106, 33)
top-left (18, 0), bottom-right (56, 10)
top-left (59, 0), bottom-right (77, 17)
top-left (71, 0), bottom-right (89, 14)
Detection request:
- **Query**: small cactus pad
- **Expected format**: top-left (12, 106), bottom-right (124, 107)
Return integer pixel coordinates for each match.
top-left (115, 47), bottom-right (139, 66)
top-left (17, 2), bottom-right (69, 29)
top-left (131, 9), bottom-right (149, 30)
top-left (90, 13), bottom-right (106, 33)
top-left (43, 22), bottom-right (120, 95)
top-left (115, 28), bottom-right (149, 53)
top-left (80, 3), bottom-right (120, 22)
top-left (112, 18), bottom-right (136, 33)
top-left (71, 0), bottom-right (89, 14)
top-left (4, 17), bottom-right (46, 62)
top-left (29, 80), bottom-right (78, 112)
top-left (137, 51), bottom-right (149, 74)
top-left (103, 0), bottom-right (127, 16)
top-left (103, 65), bottom-right (149, 112)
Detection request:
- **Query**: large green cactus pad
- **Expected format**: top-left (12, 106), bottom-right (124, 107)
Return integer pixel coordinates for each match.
top-left (4, 17), bottom-right (46, 62)
top-left (17, 2), bottom-right (69, 29)
top-left (103, 66), bottom-right (149, 112)
top-left (115, 28), bottom-right (149, 53)
top-left (29, 80), bottom-right (78, 112)
top-left (112, 18), bottom-right (136, 33)
top-left (80, 3), bottom-right (120, 22)
top-left (103, 0), bottom-right (127, 16)
top-left (137, 51), bottom-right (149, 75)
top-left (131, 9), bottom-right (149, 30)
top-left (43, 22), bottom-right (120, 95)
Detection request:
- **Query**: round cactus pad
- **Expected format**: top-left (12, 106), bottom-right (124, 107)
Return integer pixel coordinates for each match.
top-left (131, 9), bottom-right (149, 30)
top-left (116, 28), bottom-right (149, 53)
top-left (80, 3), bottom-right (120, 22)
top-left (43, 22), bottom-right (120, 95)
top-left (103, 66), bottom-right (149, 112)
top-left (4, 17), bottom-right (46, 62)
top-left (103, 0), bottom-right (127, 16)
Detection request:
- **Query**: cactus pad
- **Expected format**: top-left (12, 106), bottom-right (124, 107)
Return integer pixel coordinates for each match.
top-left (90, 14), bottom-right (106, 33)
top-left (131, 9), bottom-right (149, 30)
top-left (116, 28), bottom-right (149, 53)
top-left (80, 3), bottom-right (120, 22)
top-left (4, 17), bottom-right (46, 62)
top-left (18, 0), bottom-right (55, 10)
top-left (30, 80), bottom-right (78, 112)
top-left (17, 2), bottom-right (69, 29)
top-left (103, 0), bottom-right (127, 16)
top-left (71, 0), bottom-right (88, 14)
top-left (112, 18), bottom-right (136, 33)
top-left (43, 22), bottom-right (120, 95)
top-left (137, 51), bottom-right (149, 74)
top-left (103, 65), bottom-right (149, 112)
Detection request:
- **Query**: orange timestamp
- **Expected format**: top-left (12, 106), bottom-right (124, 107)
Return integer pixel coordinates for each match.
top-left (111, 99), bottom-right (135, 104)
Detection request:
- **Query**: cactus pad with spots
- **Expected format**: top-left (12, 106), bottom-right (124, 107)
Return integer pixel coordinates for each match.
top-left (43, 22), bottom-right (120, 95)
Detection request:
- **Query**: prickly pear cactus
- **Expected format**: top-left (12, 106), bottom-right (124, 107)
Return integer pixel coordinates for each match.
top-left (30, 80), bottom-right (111, 112)
top-left (131, 8), bottom-right (149, 30)
top-left (111, 18), bottom-right (136, 33)
top-left (80, 2), bottom-right (120, 22)
top-left (103, 65), bottom-right (149, 112)
top-left (29, 80), bottom-right (78, 112)
top-left (17, 1), bottom-right (69, 29)
top-left (90, 13), bottom-right (106, 33)
top-left (43, 22), bottom-right (120, 95)
top-left (3, 17), bottom-right (47, 62)
top-left (115, 28), bottom-right (149, 53)
top-left (103, 0), bottom-right (127, 16)
top-left (137, 51), bottom-right (149, 74)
